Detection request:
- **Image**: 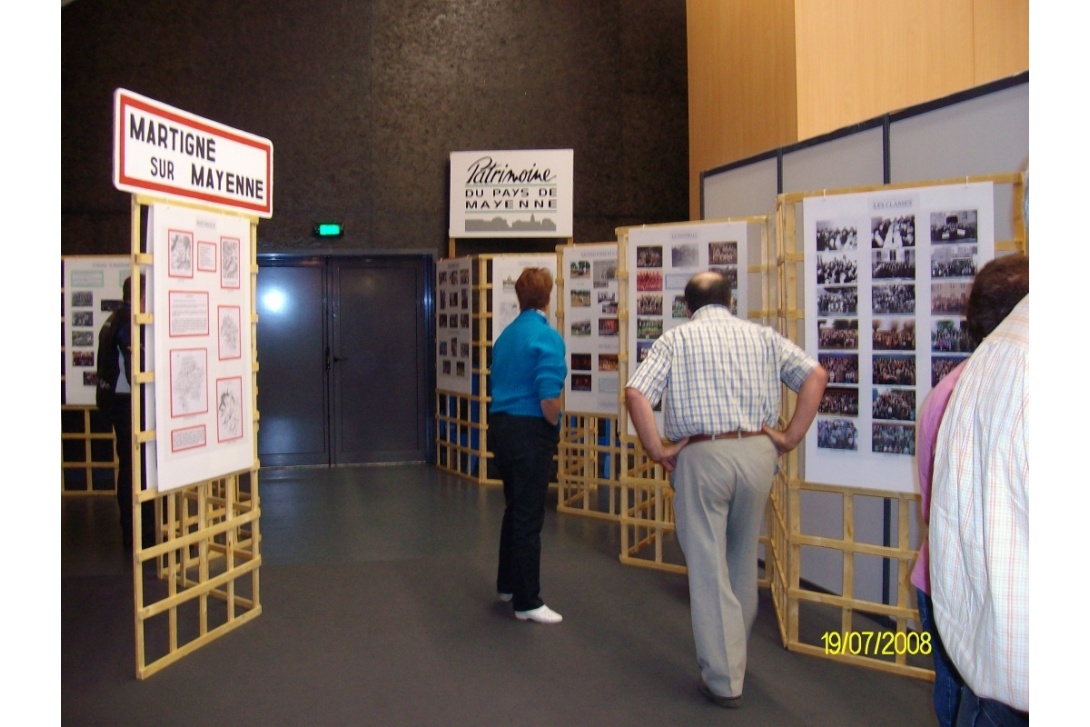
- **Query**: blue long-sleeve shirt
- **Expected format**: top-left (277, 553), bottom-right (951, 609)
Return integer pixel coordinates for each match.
top-left (490, 309), bottom-right (567, 417)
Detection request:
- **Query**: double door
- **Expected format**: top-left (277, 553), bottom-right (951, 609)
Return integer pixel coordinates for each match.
top-left (255, 255), bottom-right (433, 466)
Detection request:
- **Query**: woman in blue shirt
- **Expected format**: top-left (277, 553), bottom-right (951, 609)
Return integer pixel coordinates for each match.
top-left (489, 267), bottom-right (567, 624)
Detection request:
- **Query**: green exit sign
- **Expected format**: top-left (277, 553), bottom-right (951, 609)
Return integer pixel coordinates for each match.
top-left (313, 223), bottom-right (344, 237)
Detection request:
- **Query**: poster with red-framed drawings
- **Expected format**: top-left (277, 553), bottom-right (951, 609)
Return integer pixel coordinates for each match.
top-left (801, 182), bottom-right (995, 493)
top-left (150, 203), bottom-right (254, 492)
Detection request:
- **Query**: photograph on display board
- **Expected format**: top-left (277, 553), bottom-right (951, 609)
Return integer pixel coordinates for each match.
top-left (170, 348), bottom-right (209, 417)
top-left (592, 260), bottom-right (616, 288)
top-left (873, 354), bottom-right (915, 386)
top-left (221, 237), bottom-right (241, 289)
top-left (815, 221), bottom-right (858, 251)
top-left (930, 209), bottom-right (978, 243)
top-left (169, 229), bottom-right (194, 278)
top-left (873, 318), bottom-right (915, 351)
top-left (817, 319), bottom-right (858, 349)
top-left (931, 355), bottom-right (967, 387)
top-left (930, 245), bottom-right (977, 278)
top-left (870, 215), bottom-right (915, 249)
top-left (871, 248), bottom-right (915, 280)
top-left (817, 252), bottom-right (858, 285)
top-left (708, 240), bottom-right (738, 265)
top-left (819, 353), bottom-right (859, 384)
top-left (802, 182), bottom-right (995, 492)
top-left (820, 387), bottom-right (859, 417)
top-left (818, 419), bottom-right (858, 450)
top-left (216, 377), bottom-right (244, 442)
top-left (218, 306), bottom-right (242, 360)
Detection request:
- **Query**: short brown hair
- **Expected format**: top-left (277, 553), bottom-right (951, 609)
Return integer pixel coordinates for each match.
top-left (515, 267), bottom-right (553, 311)
top-left (965, 253), bottom-right (1029, 345)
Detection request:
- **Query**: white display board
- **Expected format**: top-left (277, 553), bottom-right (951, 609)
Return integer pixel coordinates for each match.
top-left (435, 257), bottom-right (474, 394)
top-left (802, 182), bottom-right (995, 492)
top-left (449, 150), bottom-right (574, 238)
top-left (625, 220), bottom-right (750, 433)
top-left (561, 244), bottom-right (620, 415)
top-left (63, 256), bottom-right (130, 405)
top-left (490, 254), bottom-right (559, 340)
top-left (149, 203), bottom-right (255, 492)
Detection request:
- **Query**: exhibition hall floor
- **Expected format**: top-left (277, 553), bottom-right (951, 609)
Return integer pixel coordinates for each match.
top-left (62, 464), bottom-right (934, 726)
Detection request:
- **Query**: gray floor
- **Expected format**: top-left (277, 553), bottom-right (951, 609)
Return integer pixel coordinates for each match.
top-left (62, 464), bottom-right (935, 726)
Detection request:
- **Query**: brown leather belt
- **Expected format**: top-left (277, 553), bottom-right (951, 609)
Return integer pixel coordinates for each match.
top-left (688, 431), bottom-right (764, 443)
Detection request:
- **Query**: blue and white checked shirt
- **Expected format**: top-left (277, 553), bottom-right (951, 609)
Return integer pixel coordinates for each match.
top-left (626, 305), bottom-right (817, 442)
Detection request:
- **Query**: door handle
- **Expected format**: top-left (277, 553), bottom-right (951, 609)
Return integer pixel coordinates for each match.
top-left (333, 355), bottom-right (349, 363)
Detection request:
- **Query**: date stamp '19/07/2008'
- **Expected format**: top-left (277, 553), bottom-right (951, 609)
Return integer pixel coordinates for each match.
top-left (820, 630), bottom-right (932, 656)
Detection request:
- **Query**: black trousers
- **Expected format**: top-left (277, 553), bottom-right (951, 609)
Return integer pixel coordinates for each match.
top-left (491, 413), bottom-right (559, 612)
top-left (108, 395), bottom-right (154, 549)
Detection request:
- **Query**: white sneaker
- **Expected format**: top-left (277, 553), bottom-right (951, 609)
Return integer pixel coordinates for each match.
top-left (515, 604), bottom-right (563, 624)
top-left (498, 592), bottom-right (513, 603)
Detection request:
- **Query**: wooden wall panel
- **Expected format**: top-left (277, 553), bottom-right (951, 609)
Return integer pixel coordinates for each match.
top-left (688, 0), bottom-right (1029, 218)
top-left (973, 0), bottom-right (1029, 82)
top-left (687, 0), bottom-right (797, 220)
top-left (793, 0), bottom-right (976, 142)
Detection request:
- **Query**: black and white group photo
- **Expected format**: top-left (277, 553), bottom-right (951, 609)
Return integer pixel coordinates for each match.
top-left (816, 220), bottom-right (858, 251)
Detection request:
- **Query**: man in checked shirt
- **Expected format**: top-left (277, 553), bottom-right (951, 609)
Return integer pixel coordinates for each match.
top-left (626, 271), bottom-right (828, 709)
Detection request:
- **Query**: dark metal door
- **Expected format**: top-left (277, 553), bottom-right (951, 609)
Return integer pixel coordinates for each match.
top-left (330, 258), bottom-right (430, 464)
top-left (256, 255), bottom-right (432, 467)
top-left (255, 260), bottom-right (330, 466)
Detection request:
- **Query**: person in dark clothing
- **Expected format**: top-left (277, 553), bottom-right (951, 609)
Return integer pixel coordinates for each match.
top-left (97, 275), bottom-right (154, 551)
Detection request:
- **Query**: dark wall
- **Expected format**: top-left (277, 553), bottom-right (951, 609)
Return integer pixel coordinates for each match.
top-left (62, 0), bottom-right (688, 256)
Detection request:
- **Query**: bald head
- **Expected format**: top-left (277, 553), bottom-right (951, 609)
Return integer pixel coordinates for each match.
top-left (684, 271), bottom-right (732, 315)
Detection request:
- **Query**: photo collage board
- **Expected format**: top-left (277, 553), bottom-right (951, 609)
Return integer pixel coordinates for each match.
top-left (625, 221), bottom-right (750, 432)
top-left (802, 182), bottom-right (995, 493)
top-left (561, 244), bottom-right (620, 414)
top-left (490, 254), bottom-right (559, 339)
top-left (63, 256), bottom-right (130, 405)
top-left (149, 203), bottom-right (255, 493)
top-left (436, 257), bottom-right (474, 395)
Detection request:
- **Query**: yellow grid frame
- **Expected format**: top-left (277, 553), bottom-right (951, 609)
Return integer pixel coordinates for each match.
top-left (126, 195), bottom-right (264, 680)
top-left (773, 172), bottom-right (1027, 680)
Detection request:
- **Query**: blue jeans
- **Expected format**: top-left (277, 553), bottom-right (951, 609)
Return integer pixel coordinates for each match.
top-left (917, 590), bottom-right (963, 727)
top-left (955, 685), bottom-right (1028, 727)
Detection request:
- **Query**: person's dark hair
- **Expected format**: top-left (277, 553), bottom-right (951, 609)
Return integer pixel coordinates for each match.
top-left (120, 274), bottom-right (146, 306)
top-left (965, 253), bottom-right (1029, 345)
top-left (515, 267), bottom-right (553, 311)
top-left (683, 271), bottom-right (732, 314)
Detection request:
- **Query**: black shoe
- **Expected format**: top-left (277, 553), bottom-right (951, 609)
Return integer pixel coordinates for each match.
top-left (698, 678), bottom-right (742, 709)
